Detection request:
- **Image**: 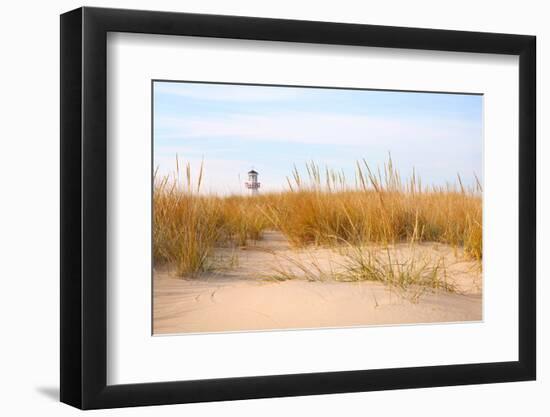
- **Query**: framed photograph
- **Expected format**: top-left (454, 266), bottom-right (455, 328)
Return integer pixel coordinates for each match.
top-left (60, 6), bottom-right (536, 409)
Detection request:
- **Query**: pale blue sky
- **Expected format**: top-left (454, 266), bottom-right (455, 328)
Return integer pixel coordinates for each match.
top-left (153, 81), bottom-right (483, 195)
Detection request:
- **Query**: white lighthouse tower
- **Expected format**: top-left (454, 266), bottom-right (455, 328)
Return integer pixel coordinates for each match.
top-left (245, 169), bottom-right (260, 195)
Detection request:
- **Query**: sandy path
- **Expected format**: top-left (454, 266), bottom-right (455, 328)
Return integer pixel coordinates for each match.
top-left (153, 231), bottom-right (482, 334)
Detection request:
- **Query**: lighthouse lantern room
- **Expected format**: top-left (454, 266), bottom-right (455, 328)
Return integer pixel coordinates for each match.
top-left (245, 169), bottom-right (260, 195)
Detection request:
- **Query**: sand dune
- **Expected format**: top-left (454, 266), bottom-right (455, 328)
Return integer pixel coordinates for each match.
top-left (153, 231), bottom-right (482, 335)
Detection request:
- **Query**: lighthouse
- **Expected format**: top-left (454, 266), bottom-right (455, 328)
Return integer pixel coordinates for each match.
top-left (245, 169), bottom-right (260, 195)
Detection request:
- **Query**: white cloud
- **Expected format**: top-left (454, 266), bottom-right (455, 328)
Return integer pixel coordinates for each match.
top-left (156, 111), bottom-right (480, 147)
top-left (154, 82), bottom-right (302, 103)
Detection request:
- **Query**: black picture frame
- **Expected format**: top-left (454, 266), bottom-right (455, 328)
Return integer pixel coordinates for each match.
top-left (60, 6), bottom-right (536, 410)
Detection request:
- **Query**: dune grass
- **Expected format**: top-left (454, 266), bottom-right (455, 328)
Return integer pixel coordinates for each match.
top-left (264, 159), bottom-right (482, 260)
top-left (153, 158), bottom-right (272, 275)
top-left (262, 216), bottom-right (458, 301)
top-left (153, 160), bottom-right (222, 276)
top-left (153, 157), bottom-right (482, 278)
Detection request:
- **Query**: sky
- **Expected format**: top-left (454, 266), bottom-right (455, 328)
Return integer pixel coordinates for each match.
top-left (153, 81), bottom-right (483, 195)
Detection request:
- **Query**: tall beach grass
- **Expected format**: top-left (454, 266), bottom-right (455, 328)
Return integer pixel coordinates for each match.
top-left (153, 157), bottom-right (482, 277)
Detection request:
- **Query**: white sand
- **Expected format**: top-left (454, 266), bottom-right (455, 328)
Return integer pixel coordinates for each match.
top-left (153, 231), bottom-right (482, 334)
